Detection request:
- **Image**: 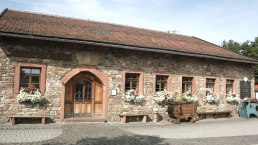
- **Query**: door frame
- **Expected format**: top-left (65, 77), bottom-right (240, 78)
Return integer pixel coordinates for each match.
top-left (60, 67), bottom-right (108, 122)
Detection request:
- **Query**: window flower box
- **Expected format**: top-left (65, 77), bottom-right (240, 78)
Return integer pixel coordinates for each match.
top-left (174, 90), bottom-right (198, 103)
top-left (226, 91), bottom-right (240, 103)
top-left (122, 89), bottom-right (145, 104)
top-left (204, 91), bottom-right (220, 103)
top-left (17, 87), bottom-right (45, 104)
top-left (154, 91), bottom-right (173, 104)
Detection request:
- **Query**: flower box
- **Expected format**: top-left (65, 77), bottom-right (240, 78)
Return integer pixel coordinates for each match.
top-left (122, 89), bottom-right (145, 104)
top-left (17, 87), bottom-right (45, 104)
top-left (153, 91), bottom-right (173, 104)
top-left (204, 91), bottom-right (220, 103)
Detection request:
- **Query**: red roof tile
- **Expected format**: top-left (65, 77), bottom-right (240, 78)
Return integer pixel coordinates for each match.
top-left (0, 9), bottom-right (257, 64)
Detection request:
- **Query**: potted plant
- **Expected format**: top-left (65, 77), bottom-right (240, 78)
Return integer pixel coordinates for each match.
top-left (17, 85), bottom-right (45, 104)
top-left (175, 90), bottom-right (198, 103)
top-left (226, 91), bottom-right (240, 103)
top-left (122, 89), bottom-right (145, 104)
top-left (167, 90), bottom-right (198, 123)
top-left (154, 91), bottom-right (174, 104)
top-left (204, 91), bottom-right (220, 103)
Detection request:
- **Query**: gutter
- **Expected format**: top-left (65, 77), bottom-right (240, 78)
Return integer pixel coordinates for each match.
top-left (0, 32), bottom-right (258, 64)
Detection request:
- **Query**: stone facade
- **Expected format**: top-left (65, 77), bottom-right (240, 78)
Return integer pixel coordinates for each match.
top-left (0, 37), bottom-right (255, 123)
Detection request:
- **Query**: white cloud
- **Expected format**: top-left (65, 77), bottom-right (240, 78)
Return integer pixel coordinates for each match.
top-left (29, 0), bottom-right (111, 18)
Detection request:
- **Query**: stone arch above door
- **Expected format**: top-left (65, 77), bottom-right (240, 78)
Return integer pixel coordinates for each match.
top-left (60, 67), bottom-right (108, 122)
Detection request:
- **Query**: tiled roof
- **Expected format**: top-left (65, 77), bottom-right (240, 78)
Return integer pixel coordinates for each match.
top-left (0, 9), bottom-right (257, 64)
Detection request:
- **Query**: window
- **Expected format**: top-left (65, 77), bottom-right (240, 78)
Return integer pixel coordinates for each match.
top-left (125, 73), bottom-right (140, 91)
top-left (226, 80), bottom-right (234, 94)
top-left (206, 78), bottom-right (215, 95)
top-left (123, 71), bottom-right (143, 94)
top-left (20, 67), bottom-right (41, 89)
top-left (14, 63), bottom-right (46, 94)
top-left (182, 77), bottom-right (193, 93)
top-left (75, 80), bottom-right (92, 101)
top-left (156, 75), bottom-right (168, 92)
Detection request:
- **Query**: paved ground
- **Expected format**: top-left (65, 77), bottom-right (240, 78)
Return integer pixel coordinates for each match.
top-left (119, 118), bottom-right (258, 139)
top-left (1, 118), bottom-right (258, 145)
top-left (0, 124), bottom-right (63, 144)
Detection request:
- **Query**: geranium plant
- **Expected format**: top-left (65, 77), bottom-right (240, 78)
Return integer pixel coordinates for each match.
top-left (226, 91), bottom-right (240, 103)
top-left (122, 89), bottom-right (145, 103)
top-left (154, 91), bottom-right (174, 104)
top-left (17, 86), bottom-right (45, 104)
top-left (204, 91), bottom-right (220, 103)
top-left (175, 90), bottom-right (198, 103)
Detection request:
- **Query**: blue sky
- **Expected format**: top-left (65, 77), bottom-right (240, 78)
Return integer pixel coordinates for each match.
top-left (0, 0), bottom-right (258, 45)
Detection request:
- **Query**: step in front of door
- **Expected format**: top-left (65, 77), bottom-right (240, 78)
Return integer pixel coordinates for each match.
top-left (64, 117), bottom-right (106, 122)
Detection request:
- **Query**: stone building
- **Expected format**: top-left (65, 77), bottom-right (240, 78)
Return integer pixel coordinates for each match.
top-left (0, 9), bottom-right (257, 123)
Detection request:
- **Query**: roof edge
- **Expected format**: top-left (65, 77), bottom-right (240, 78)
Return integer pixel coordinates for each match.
top-left (193, 36), bottom-right (256, 61)
top-left (0, 8), bottom-right (8, 18)
top-left (0, 32), bottom-right (258, 64)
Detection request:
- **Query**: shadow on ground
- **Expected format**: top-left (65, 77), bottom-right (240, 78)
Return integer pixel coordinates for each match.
top-left (40, 123), bottom-right (168, 145)
top-left (42, 134), bottom-right (168, 145)
top-left (76, 135), bottom-right (168, 145)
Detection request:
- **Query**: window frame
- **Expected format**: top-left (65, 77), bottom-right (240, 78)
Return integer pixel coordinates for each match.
top-left (223, 77), bottom-right (239, 98)
top-left (75, 79), bottom-right (92, 102)
top-left (204, 77), bottom-right (218, 96)
top-left (20, 67), bottom-right (42, 89)
top-left (224, 78), bottom-right (237, 97)
top-left (153, 73), bottom-right (172, 94)
top-left (14, 62), bottom-right (47, 94)
top-left (155, 75), bottom-right (168, 92)
top-left (182, 77), bottom-right (193, 94)
top-left (181, 76), bottom-right (196, 95)
top-left (125, 73), bottom-right (140, 91)
top-left (122, 70), bottom-right (144, 94)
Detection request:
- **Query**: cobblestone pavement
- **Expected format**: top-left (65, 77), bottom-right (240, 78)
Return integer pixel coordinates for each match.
top-left (1, 118), bottom-right (258, 145)
top-left (0, 124), bottom-right (62, 144)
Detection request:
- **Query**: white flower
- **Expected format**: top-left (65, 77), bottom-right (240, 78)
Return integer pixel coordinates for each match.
top-left (122, 89), bottom-right (145, 103)
top-left (134, 94), bottom-right (145, 103)
top-left (204, 91), bottom-right (219, 103)
top-left (190, 96), bottom-right (199, 103)
top-left (204, 91), bottom-right (220, 103)
top-left (17, 88), bottom-right (44, 103)
top-left (154, 91), bottom-right (174, 104)
top-left (226, 91), bottom-right (240, 103)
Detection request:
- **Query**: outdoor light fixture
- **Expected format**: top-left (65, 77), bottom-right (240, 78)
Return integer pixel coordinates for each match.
top-left (244, 77), bottom-right (248, 82)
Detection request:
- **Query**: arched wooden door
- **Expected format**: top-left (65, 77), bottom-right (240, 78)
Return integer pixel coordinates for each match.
top-left (64, 73), bottom-right (103, 118)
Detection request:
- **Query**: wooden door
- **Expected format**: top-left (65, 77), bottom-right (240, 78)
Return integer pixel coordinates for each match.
top-left (64, 74), bottom-right (103, 118)
top-left (64, 81), bottom-right (74, 118)
top-left (74, 80), bottom-right (93, 117)
top-left (94, 82), bottom-right (103, 117)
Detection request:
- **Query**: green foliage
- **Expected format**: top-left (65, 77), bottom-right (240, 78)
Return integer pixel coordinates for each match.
top-left (221, 37), bottom-right (258, 59)
top-left (221, 37), bottom-right (258, 81)
top-left (221, 40), bottom-right (242, 54)
top-left (242, 38), bottom-right (258, 58)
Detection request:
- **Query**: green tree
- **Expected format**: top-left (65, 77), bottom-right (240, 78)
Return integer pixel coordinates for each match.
top-left (242, 37), bottom-right (258, 58)
top-left (221, 37), bottom-right (258, 82)
top-left (221, 40), bottom-right (242, 54)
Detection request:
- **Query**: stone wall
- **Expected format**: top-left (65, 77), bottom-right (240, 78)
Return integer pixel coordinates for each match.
top-left (0, 37), bottom-right (77, 123)
top-left (0, 37), bottom-right (255, 123)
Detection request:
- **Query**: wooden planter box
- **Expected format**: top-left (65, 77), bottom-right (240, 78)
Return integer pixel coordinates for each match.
top-left (167, 102), bottom-right (197, 123)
